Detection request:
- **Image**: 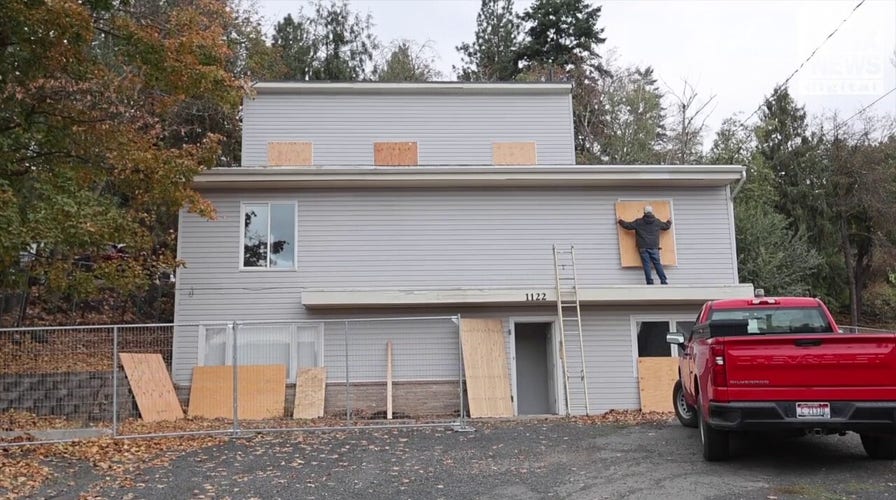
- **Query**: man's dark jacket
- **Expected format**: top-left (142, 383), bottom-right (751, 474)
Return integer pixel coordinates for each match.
top-left (618, 213), bottom-right (672, 249)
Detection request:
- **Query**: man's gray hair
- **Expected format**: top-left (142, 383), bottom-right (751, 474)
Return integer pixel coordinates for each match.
top-left (643, 205), bottom-right (654, 214)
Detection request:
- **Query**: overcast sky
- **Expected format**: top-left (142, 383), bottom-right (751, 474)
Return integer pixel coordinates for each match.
top-left (257, 0), bottom-right (896, 140)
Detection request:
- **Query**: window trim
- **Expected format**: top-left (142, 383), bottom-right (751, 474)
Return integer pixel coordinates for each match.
top-left (629, 314), bottom-right (695, 377)
top-left (198, 322), bottom-right (324, 382)
top-left (238, 201), bottom-right (298, 271)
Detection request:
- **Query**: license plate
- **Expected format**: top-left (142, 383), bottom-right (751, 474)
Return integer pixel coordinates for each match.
top-left (796, 402), bottom-right (830, 419)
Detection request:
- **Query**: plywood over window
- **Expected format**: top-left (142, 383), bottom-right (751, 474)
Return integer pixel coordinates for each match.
top-left (188, 365), bottom-right (286, 420)
top-left (615, 200), bottom-right (677, 267)
top-left (637, 357), bottom-right (678, 412)
top-left (374, 142), bottom-right (418, 166)
top-left (460, 318), bottom-right (513, 418)
top-left (268, 141), bottom-right (313, 166)
top-left (492, 142), bottom-right (537, 165)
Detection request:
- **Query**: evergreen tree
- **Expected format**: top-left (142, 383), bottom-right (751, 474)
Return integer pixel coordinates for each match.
top-left (375, 40), bottom-right (441, 82)
top-left (270, 0), bottom-right (378, 81)
top-left (455, 0), bottom-right (522, 81)
top-left (517, 0), bottom-right (607, 76)
top-left (271, 13), bottom-right (316, 80)
top-left (598, 66), bottom-right (666, 163)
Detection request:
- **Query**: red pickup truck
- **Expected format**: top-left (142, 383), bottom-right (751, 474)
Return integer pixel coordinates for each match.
top-left (667, 294), bottom-right (896, 461)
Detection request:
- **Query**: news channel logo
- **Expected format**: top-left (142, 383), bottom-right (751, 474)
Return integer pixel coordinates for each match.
top-left (793, 4), bottom-right (891, 96)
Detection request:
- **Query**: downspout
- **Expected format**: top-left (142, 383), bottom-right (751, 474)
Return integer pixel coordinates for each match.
top-left (730, 167), bottom-right (747, 198)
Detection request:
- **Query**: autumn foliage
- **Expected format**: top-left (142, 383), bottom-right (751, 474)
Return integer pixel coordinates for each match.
top-left (0, 0), bottom-right (247, 322)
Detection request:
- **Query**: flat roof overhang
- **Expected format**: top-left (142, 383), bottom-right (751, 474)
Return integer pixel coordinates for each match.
top-left (193, 165), bottom-right (746, 190)
top-left (252, 81), bottom-right (573, 96)
top-left (301, 284), bottom-right (755, 309)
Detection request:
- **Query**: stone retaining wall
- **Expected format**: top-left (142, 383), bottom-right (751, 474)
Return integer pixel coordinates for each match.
top-left (0, 371), bottom-right (139, 422)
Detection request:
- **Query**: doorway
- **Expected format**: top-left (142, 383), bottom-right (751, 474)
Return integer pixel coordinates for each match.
top-left (512, 322), bottom-right (557, 415)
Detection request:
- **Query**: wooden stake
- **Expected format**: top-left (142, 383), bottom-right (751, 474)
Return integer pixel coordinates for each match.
top-left (386, 340), bottom-right (393, 420)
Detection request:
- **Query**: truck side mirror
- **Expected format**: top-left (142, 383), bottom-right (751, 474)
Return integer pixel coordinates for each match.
top-left (666, 332), bottom-right (685, 345)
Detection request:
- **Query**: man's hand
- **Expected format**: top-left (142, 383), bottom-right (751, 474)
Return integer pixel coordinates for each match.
top-left (617, 218), bottom-right (625, 225)
top-left (667, 219), bottom-right (672, 225)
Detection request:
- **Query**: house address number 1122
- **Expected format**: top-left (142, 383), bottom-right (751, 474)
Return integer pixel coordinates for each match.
top-left (525, 292), bottom-right (548, 301)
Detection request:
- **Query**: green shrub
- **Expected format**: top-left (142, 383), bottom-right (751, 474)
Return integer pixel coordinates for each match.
top-left (863, 282), bottom-right (896, 324)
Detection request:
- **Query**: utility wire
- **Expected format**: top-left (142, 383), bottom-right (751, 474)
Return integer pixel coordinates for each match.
top-left (739, 0), bottom-right (867, 127)
top-left (830, 86), bottom-right (896, 135)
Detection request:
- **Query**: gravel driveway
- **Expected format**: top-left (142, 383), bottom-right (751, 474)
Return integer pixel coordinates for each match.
top-left (30, 419), bottom-right (896, 499)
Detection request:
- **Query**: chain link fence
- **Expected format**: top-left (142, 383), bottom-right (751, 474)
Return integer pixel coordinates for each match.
top-left (0, 316), bottom-right (464, 445)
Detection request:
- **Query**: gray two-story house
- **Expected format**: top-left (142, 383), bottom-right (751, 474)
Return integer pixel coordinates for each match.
top-left (172, 82), bottom-right (753, 418)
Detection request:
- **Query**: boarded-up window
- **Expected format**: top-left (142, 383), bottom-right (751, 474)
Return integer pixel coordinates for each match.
top-left (374, 142), bottom-right (418, 166)
top-left (492, 142), bottom-right (537, 165)
top-left (267, 142), bottom-right (313, 166)
top-left (615, 200), bottom-right (677, 267)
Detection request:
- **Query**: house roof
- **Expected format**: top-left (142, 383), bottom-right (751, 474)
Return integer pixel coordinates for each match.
top-left (192, 165), bottom-right (746, 190)
top-left (252, 81), bottom-right (573, 96)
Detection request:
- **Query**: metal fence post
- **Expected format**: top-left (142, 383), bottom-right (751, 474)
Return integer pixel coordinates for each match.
top-left (112, 325), bottom-right (119, 437)
top-left (456, 315), bottom-right (465, 428)
top-left (232, 321), bottom-right (240, 437)
top-left (344, 320), bottom-right (350, 423)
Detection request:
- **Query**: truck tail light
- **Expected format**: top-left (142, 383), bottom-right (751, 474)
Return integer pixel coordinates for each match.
top-left (711, 344), bottom-right (727, 387)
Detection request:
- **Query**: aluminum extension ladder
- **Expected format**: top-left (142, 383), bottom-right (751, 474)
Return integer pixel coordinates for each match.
top-left (552, 244), bottom-right (591, 415)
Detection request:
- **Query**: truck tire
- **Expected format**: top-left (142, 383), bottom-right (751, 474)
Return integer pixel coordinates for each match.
top-left (673, 380), bottom-right (698, 428)
top-left (699, 405), bottom-right (730, 461)
top-left (861, 433), bottom-right (896, 459)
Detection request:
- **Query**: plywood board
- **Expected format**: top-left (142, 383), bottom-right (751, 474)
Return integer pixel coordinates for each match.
top-left (268, 141), bottom-right (313, 166)
top-left (293, 367), bottom-right (327, 419)
top-left (119, 353), bottom-right (183, 422)
top-left (637, 357), bottom-right (679, 412)
top-left (615, 200), bottom-right (677, 267)
top-left (374, 142), bottom-right (418, 166)
top-left (460, 318), bottom-right (513, 418)
top-left (492, 142), bottom-right (537, 165)
top-left (188, 365), bottom-right (287, 420)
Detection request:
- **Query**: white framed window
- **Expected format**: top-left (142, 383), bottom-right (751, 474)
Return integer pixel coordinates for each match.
top-left (628, 315), bottom-right (696, 376)
top-left (198, 323), bottom-right (323, 382)
top-left (240, 202), bottom-right (297, 270)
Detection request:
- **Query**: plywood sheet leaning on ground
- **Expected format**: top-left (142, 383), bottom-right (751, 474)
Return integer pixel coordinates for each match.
top-left (374, 142), bottom-right (418, 166)
top-left (492, 142), bottom-right (537, 165)
top-left (268, 141), bottom-right (313, 166)
top-left (293, 367), bottom-right (327, 419)
top-left (460, 318), bottom-right (513, 417)
top-left (119, 353), bottom-right (184, 422)
top-left (615, 200), bottom-right (677, 267)
top-left (188, 365), bottom-right (287, 420)
top-left (637, 357), bottom-right (679, 412)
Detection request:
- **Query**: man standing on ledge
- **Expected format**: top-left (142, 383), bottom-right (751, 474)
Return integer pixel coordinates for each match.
top-left (618, 205), bottom-right (672, 285)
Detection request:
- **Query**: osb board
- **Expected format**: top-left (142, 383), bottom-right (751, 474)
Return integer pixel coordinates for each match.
top-left (268, 141), bottom-right (313, 166)
top-left (188, 365), bottom-right (287, 420)
top-left (119, 353), bottom-right (183, 422)
top-left (460, 318), bottom-right (513, 418)
top-left (637, 357), bottom-right (679, 412)
top-left (492, 142), bottom-right (537, 165)
top-left (615, 200), bottom-right (677, 267)
top-left (293, 367), bottom-right (327, 419)
top-left (374, 142), bottom-right (418, 166)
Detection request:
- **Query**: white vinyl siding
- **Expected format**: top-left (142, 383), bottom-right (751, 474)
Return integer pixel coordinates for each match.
top-left (241, 93), bottom-right (575, 166)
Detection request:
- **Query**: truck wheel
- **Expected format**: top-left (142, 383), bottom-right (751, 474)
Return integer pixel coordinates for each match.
top-left (699, 406), bottom-right (730, 461)
top-left (673, 380), bottom-right (698, 428)
top-left (861, 433), bottom-right (896, 459)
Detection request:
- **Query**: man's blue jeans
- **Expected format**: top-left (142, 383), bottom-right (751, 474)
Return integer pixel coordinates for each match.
top-left (639, 248), bottom-right (668, 285)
